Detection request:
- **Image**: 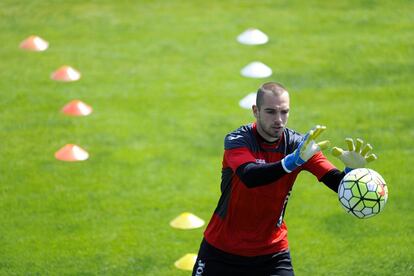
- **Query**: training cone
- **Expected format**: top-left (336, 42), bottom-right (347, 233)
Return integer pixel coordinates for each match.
top-left (239, 92), bottom-right (257, 109)
top-left (237, 28), bottom-right (269, 45)
top-left (19, 35), bottom-right (49, 51)
top-left (61, 100), bottom-right (92, 116)
top-left (240, 61), bottom-right (272, 78)
top-left (55, 144), bottom-right (89, 162)
top-left (51, 66), bottom-right (81, 82)
top-left (174, 253), bottom-right (197, 271)
top-left (170, 212), bottom-right (204, 230)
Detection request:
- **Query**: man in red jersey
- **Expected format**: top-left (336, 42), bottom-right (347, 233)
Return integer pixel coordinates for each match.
top-left (192, 82), bottom-right (377, 276)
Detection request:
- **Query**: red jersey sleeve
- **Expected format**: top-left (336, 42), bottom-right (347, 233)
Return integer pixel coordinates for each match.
top-left (224, 147), bottom-right (256, 172)
top-left (302, 151), bottom-right (337, 180)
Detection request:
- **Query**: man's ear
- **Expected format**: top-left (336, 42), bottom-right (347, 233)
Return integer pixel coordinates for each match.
top-left (252, 105), bottom-right (259, 119)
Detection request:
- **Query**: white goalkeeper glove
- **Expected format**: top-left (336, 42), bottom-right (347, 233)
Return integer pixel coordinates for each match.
top-left (282, 125), bottom-right (330, 173)
top-left (331, 138), bottom-right (378, 173)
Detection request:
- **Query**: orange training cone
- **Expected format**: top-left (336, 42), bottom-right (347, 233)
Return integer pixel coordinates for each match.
top-left (19, 35), bottom-right (49, 51)
top-left (51, 66), bottom-right (81, 82)
top-left (61, 100), bottom-right (92, 116)
top-left (55, 144), bottom-right (89, 162)
top-left (174, 253), bottom-right (197, 271)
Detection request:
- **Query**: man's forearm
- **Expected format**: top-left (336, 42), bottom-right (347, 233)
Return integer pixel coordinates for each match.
top-left (236, 162), bottom-right (288, 188)
top-left (320, 169), bottom-right (345, 192)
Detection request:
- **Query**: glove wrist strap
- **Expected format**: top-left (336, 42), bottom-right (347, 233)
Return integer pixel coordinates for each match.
top-left (344, 167), bottom-right (353, 174)
top-left (281, 158), bottom-right (294, 173)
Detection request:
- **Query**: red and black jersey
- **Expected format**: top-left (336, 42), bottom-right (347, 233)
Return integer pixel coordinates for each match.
top-left (204, 123), bottom-right (336, 257)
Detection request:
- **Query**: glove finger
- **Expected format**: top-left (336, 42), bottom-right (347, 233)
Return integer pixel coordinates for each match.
top-left (303, 132), bottom-right (311, 143)
top-left (345, 138), bottom-right (355, 151)
top-left (306, 127), bottom-right (316, 141)
top-left (365, 154), bottom-right (378, 163)
top-left (317, 140), bottom-right (330, 151)
top-left (331, 147), bottom-right (344, 157)
top-left (302, 131), bottom-right (312, 148)
top-left (361, 143), bottom-right (373, 156)
top-left (298, 133), bottom-right (310, 153)
top-left (355, 138), bottom-right (364, 153)
top-left (310, 125), bottom-right (326, 140)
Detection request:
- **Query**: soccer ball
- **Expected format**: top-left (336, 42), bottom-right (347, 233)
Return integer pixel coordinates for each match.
top-left (338, 168), bottom-right (388, 219)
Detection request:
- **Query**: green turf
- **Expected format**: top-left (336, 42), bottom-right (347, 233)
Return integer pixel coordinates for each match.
top-left (0, 0), bottom-right (413, 275)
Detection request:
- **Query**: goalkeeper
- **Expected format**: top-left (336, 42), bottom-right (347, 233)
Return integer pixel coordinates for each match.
top-left (192, 82), bottom-right (377, 276)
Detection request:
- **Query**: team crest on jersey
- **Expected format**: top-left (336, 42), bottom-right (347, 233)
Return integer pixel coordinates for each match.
top-left (256, 159), bottom-right (266, 164)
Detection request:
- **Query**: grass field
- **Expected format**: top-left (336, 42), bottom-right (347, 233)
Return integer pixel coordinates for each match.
top-left (1, 0), bottom-right (413, 275)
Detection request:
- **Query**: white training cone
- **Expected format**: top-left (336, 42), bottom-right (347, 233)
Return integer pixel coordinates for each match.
top-left (174, 253), bottom-right (197, 271)
top-left (170, 212), bottom-right (204, 230)
top-left (239, 92), bottom-right (257, 109)
top-left (240, 61), bottom-right (272, 78)
top-left (19, 35), bottom-right (49, 51)
top-left (237, 28), bottom-right (269, 45)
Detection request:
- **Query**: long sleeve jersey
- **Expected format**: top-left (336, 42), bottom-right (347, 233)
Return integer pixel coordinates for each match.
top-left (204, 123), bottom-right (342, 256)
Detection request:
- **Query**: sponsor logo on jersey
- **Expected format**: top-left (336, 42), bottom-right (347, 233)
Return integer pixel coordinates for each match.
top-left (256, 159), bottom-right (266, 164)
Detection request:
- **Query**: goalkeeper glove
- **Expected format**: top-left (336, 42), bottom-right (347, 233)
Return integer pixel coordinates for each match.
top-left (282, 125), bottom-right (330, 173)
top-left (331, 138), bottom-right (378, 173)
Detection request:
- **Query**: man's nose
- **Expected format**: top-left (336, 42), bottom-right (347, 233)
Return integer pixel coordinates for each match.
top-left (274, 114), bottom-right (282, 123)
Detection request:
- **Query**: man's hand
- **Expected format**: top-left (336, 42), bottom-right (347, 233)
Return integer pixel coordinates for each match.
top-left (282, 125), bottom-right (330, 173)
top-left (331, 138), bottom-right (377, 173)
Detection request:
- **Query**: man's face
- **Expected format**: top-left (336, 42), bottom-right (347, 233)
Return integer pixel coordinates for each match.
top-left (253, 92), bottom-right (290, 142)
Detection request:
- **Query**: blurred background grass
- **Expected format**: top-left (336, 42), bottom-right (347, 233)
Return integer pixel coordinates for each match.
top-left (0, 0), bottom-right (413, 275)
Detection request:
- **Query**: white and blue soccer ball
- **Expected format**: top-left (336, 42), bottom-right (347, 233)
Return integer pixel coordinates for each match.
top-left (338, 168), bottom-right (388, 219)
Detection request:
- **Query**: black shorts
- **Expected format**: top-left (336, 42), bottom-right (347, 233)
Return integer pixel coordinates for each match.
top-left (192, 239), bottom-right (295, 276)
